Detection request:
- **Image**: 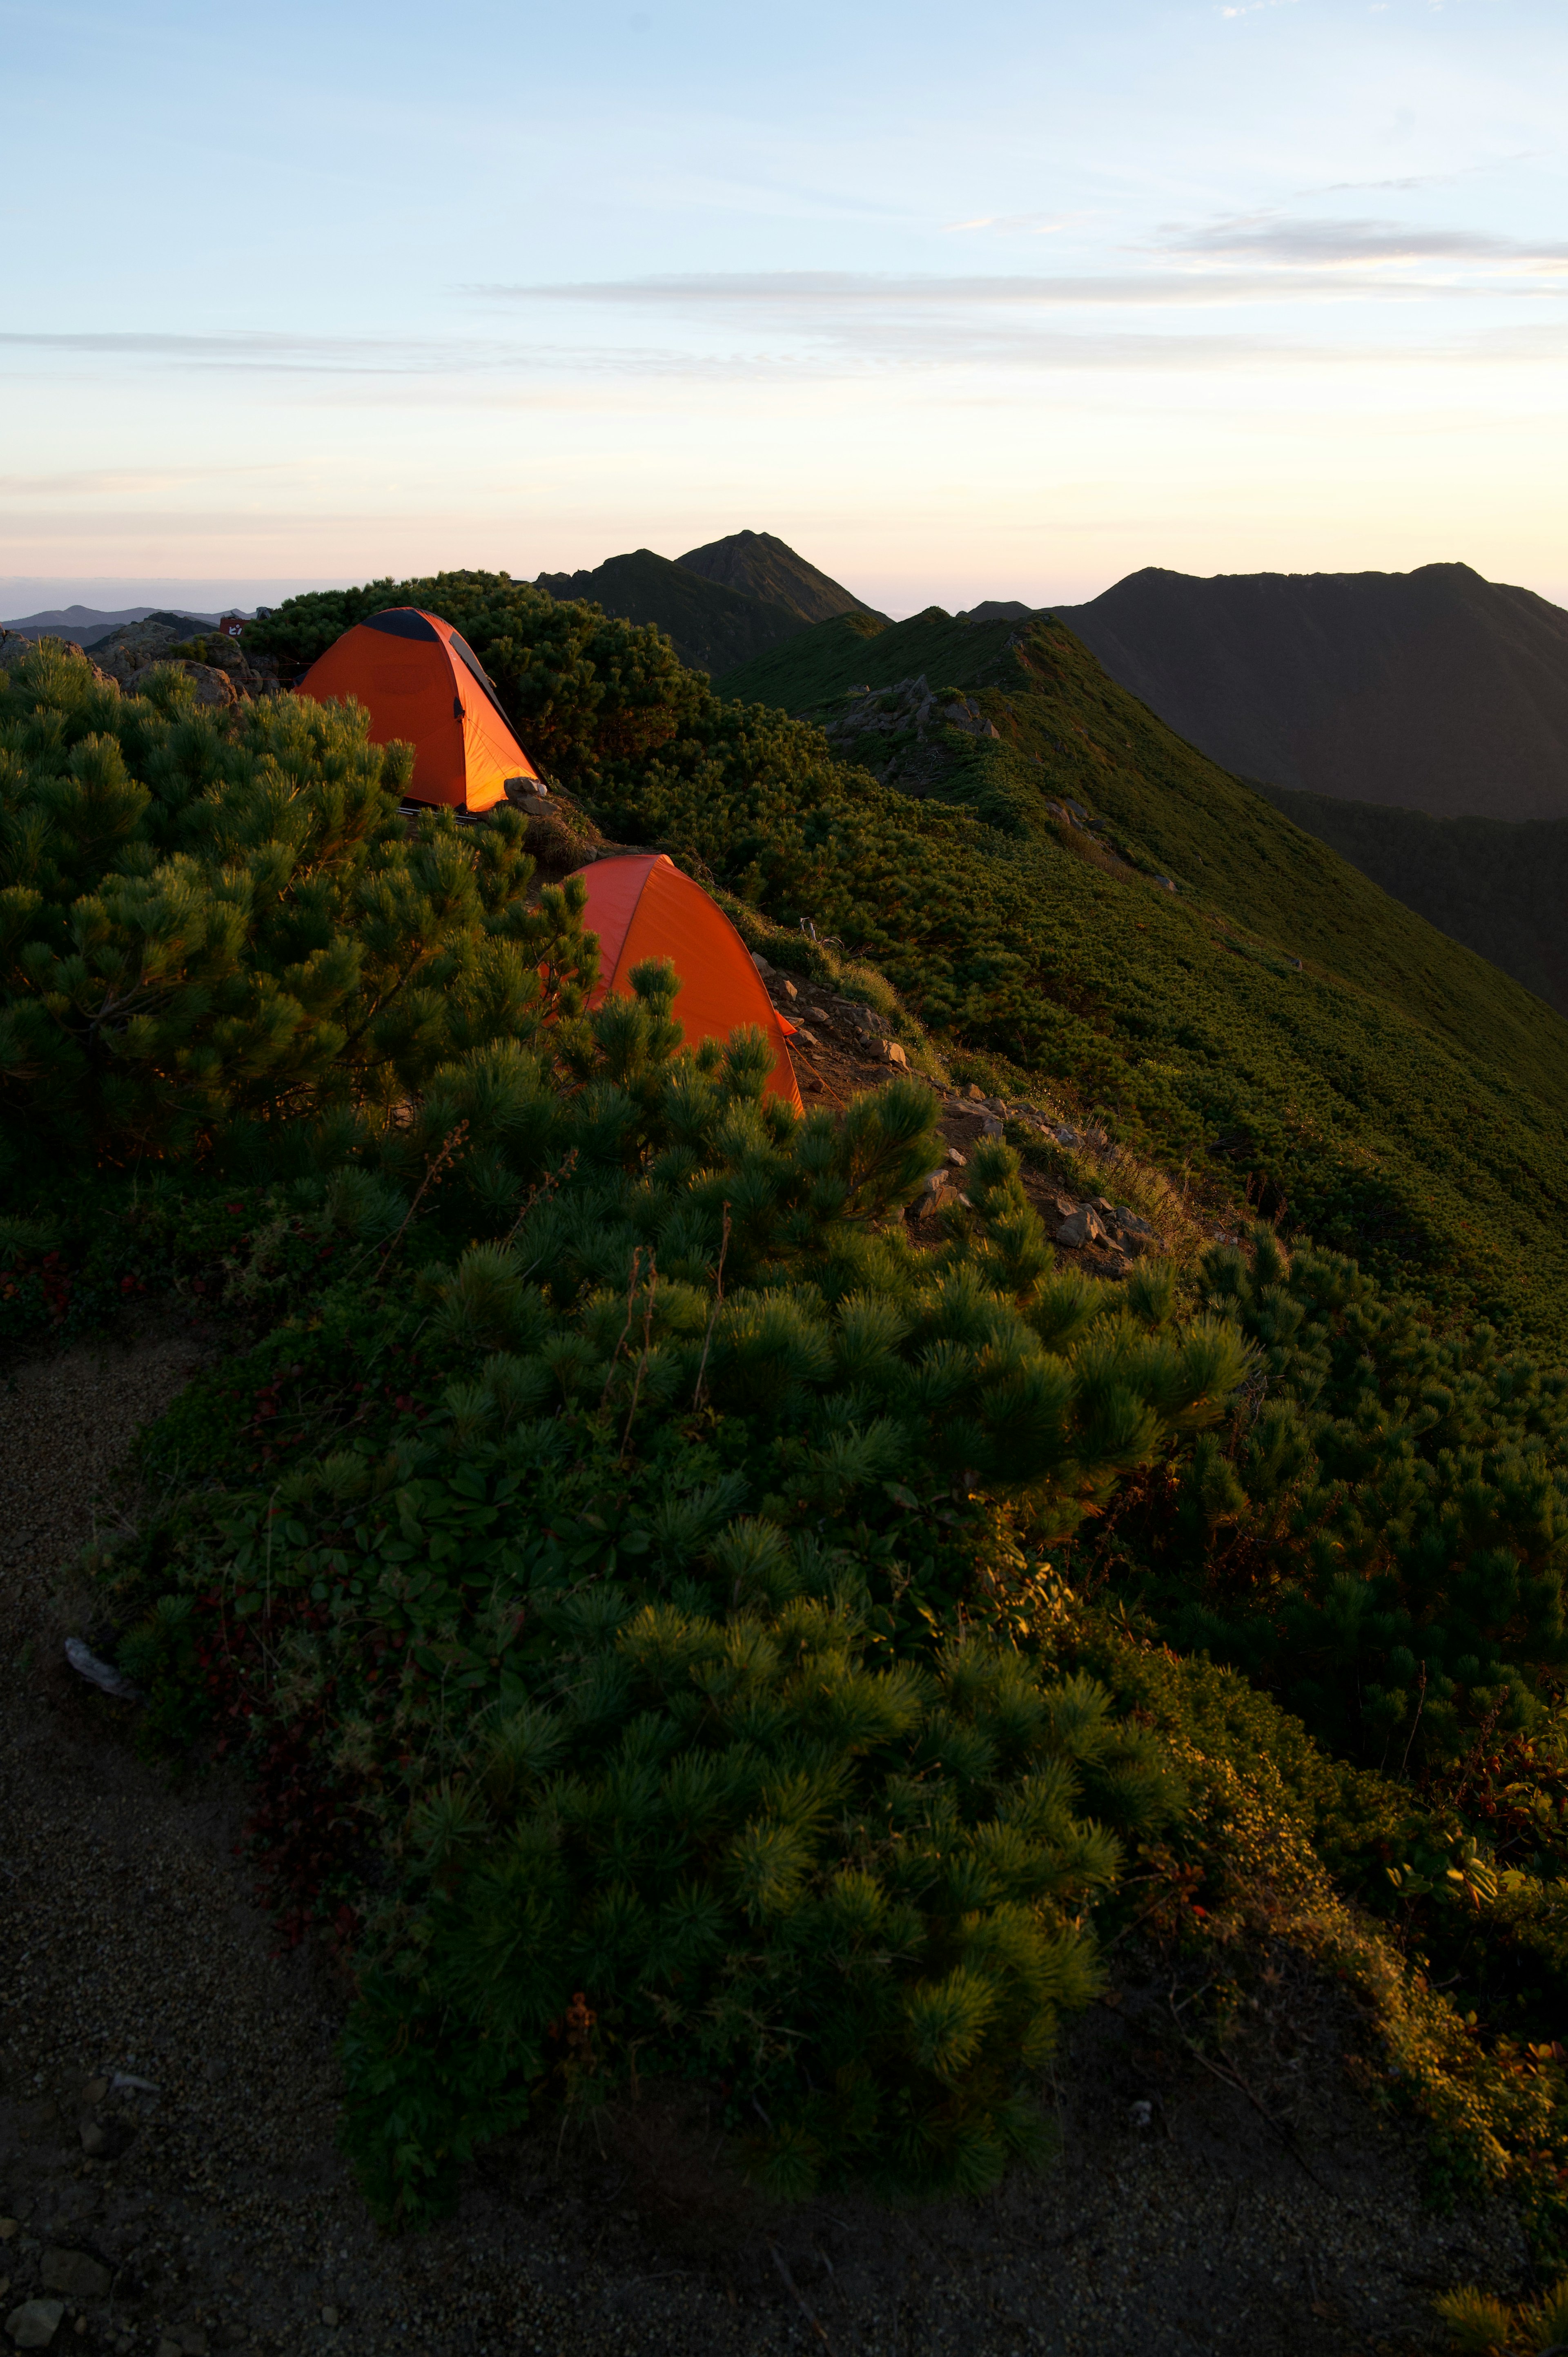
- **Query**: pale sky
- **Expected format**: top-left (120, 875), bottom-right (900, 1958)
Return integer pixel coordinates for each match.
top-left (4, 0), bottom-right (1566, 617)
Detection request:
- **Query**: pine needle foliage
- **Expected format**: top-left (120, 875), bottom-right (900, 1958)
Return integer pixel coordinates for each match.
top-left (108, 950), bottom-right (1240, 2224)
top-left (0, 641), bottom-right (593, 1171)
top-left (1093, 1229), bottom-right (1568, 1766)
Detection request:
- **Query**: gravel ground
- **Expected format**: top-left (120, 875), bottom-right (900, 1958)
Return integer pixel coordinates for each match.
top-left (0, 1320), bottom-right (1528, 2357)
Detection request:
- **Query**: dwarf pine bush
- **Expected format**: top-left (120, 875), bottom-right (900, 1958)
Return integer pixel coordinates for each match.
top-left (1097, 1229), bottom-right (1568, 1765)
top-left (0, 642), bottom-right (594, 1171)
top-left (111, 945), bottom-right (1241, 2222)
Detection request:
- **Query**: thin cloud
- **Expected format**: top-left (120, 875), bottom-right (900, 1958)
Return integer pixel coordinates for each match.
top-left (0, 330), bottom-right (521, 376)
top-left (1171, 214), bottom-right (1568, 268)
top-left (942, 214), bottom-right (1067, 236)
top-left (475, 268), bottom-right (1379, 307)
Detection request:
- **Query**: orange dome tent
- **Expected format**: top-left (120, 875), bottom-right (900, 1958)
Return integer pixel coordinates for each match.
top-left (296, 607), bottom-right (539, 812)
top-left (572, 854), bottom-right (803, 1112)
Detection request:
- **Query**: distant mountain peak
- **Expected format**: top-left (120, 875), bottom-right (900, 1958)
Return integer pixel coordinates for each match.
top-left (676, 531), bottom-right (884, 627)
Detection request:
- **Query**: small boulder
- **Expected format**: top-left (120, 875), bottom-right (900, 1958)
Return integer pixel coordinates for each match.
top-left (40, 2252), bottom-right (110, 2302)
top-left (6, 2301), bottom-right (65, 2350)
top-left (1056, 1206), bottom-right (1105, 1249)
top-left (882, 1041), bottom-right (909, 1069)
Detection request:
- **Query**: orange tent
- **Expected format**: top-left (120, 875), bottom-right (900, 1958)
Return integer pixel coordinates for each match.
top-left (296, 607), bottom-right (539, 812)
top-left (572, 853), bottom-right (803, 1112)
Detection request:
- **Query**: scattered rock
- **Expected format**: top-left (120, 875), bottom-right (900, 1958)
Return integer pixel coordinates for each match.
top-left (6, 2301), bottom-right (65, 2350)
top-left (945, 1149), bottom-right (967, 1167)
top-left (40, 2254), bottom-right (110, 2303)
top-left (124, 661), bottom-right (238, 708)
top-left (750, 952), bottom-right (774, 975)
top-left (155, 2340), bottom-right (184, 2357)
top-left (78, 2125), bottom-right (105, 2157)
top-left (882, 1041), bottom-right (909, 1069)
top-left (82, 2080), bottom-right (108, 2104)
top-left (964, 1084), bottom-right (985, 1102)
top-left (320, 2308), bottom-right (339, 2328)
top-left (64, 1640), bottom-right (141, 1703)
top-left (1056, 1206), bottom-right (1106, 1249)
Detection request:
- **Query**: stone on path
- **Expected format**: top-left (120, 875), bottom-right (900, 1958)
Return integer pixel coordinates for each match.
top-left (40, 2251), bottom-right (110, 2301)
top-left (6, 2300), bottom-right (65, 2349)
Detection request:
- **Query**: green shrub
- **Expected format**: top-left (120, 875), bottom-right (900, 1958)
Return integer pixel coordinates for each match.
top-left (0, 640), bottom-right (593, 1171)
top-left (107, 964), bottom-right (1241, 2222)
top-left (1092, 1230), bottom-right (1568, 1765)
top-left (245, 571), bottom-right (712, 799)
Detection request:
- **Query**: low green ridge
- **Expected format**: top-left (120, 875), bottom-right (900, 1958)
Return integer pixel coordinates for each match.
top-left (672, 607), bottom-right (1568, 1347)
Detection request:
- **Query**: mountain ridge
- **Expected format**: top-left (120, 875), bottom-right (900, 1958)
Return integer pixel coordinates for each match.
top-left (534, 545), bottom-right (805, 675)
top-left (1052, 560), bottom-right (1568, 821)
top-left (676, 528), bottom-right (884, 625)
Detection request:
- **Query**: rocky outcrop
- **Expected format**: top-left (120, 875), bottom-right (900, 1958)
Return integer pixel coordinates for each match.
top-left (827, 676), bottom-right (1000, 760)
top-left (90, 619), bottom-right (276, 700)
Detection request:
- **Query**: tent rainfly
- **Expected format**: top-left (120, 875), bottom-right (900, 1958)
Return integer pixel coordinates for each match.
top-left (571, 854), bottom-right (804, 1112)
top-left (296, 607), bottom-right (540, 812)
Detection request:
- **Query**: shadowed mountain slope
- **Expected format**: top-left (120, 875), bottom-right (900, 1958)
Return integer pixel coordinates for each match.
top-left (1052, 563), bottom-right (1568, 821)
top-left (1257, 785), bottom-right (1568, 1021)
top-left (677, 528), bottom-right (883, 625)
top-left (535, 547), bottom-right (804, 676)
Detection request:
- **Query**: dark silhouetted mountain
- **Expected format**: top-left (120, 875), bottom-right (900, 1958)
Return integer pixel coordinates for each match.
top-left (534, 548), bottom-right (806, 676)
top-left (675, 530), bottom-right (884, 626)
top-left (960, 599), bottom-right (1036, 622)
top-left (1053, 562), bottom-right (1568, 821)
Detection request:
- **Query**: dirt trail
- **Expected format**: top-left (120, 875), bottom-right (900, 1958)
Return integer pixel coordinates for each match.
top-left (0, 1325), bottom-right (1523, 2357)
